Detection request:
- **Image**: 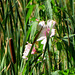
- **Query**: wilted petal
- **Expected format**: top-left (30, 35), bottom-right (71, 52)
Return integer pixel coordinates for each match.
top-left (37, 27), bottom-right (47, 39)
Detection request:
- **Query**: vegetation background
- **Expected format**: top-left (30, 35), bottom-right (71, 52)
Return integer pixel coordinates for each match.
top-left (0, 0), bottom-right (75, 75)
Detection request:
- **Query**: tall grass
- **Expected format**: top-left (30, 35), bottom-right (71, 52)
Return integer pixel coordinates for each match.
top-left (0, 0), bottom-right (75, 75)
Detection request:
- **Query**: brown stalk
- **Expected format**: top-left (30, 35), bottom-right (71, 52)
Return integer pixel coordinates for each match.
top-left (32, 27), bottom-right (43, 45)
top-left (9, 38), bottom-right (16, 64)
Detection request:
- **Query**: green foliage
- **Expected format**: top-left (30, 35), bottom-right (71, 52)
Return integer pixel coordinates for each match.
top-left (56, 42), bottom-right (62, 51)
top-left (30, 21), bottom-right (38, 42)
top-left (0, 0), bottom-right (75, 75)
top-left (59, 67), bottom-right (75, 75)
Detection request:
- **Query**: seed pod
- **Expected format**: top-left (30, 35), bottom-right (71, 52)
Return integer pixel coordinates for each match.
top-left (9, 38), bottom-right (16, 64)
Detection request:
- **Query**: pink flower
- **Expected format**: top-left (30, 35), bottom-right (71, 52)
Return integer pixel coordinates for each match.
top-left (22, 43), bottom-right (36, 60)
top-left (37, 20), bottom-right (56, 49)
top-left (31, 47), bottom-right (36, 54)
top-left (36, 19), bottom-right (39, 21)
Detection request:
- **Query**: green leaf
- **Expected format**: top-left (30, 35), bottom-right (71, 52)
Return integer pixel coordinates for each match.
top-left (56, 42), bottom-right (62, 51)
top-left (63, 34), bottom-right (75, 39)
top-left (26, 5), bottom-right (35, 25)
top-left (31, 21), bottom-right (38, 41)
top-left (51, 70), bottom-right (60, 75)
top-left (62, 39), bottom-right (75, 61)
top-left (26, 25), bottom-right (32, 41)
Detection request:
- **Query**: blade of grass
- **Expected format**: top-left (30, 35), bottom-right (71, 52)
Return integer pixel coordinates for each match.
top-left (26, 5), bottom-right (35, 25)
top-left (45, 0), bottom-right (53, 19)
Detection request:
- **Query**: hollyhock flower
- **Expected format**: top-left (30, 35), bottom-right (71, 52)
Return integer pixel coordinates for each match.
top-left (37, 20), bottom-right (56, 49)
top-left (22, 43), bottom-right (36, 60)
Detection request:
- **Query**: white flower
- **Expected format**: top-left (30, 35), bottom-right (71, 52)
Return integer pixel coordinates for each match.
top-left (37, 21), bottom-right (45, 31)
top-left (39, 21), bottom-right (45, 26)
top-left (47, 20), bottom-right (56, 28)
top-left (22, 43), bottom-right (36, 60)
top-left (50, 29), bottom-right (56, 37)
top-left (37, 20), bottom-right (56, 49)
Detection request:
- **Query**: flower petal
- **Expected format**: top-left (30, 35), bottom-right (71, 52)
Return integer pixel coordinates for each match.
top-left (50, 29), bottom-right (56, 37)
top-left (37, 21), bottom-right (45, 31)
top-left (41, 38), bottom-right (47, 49)
top-left (22, 42), bottom-right (36, 59)
top-left (39, 21), bottom-right (45, 26)
top-left (31, 47), bottom-right (36, 54)
top-left (37, 36), bottom-right (46, 41)
top-left (47, 20), bottom-right (56, 28)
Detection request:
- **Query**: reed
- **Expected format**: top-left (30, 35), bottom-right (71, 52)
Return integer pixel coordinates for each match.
top-left (0, 0), bottom-right (75, 75)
